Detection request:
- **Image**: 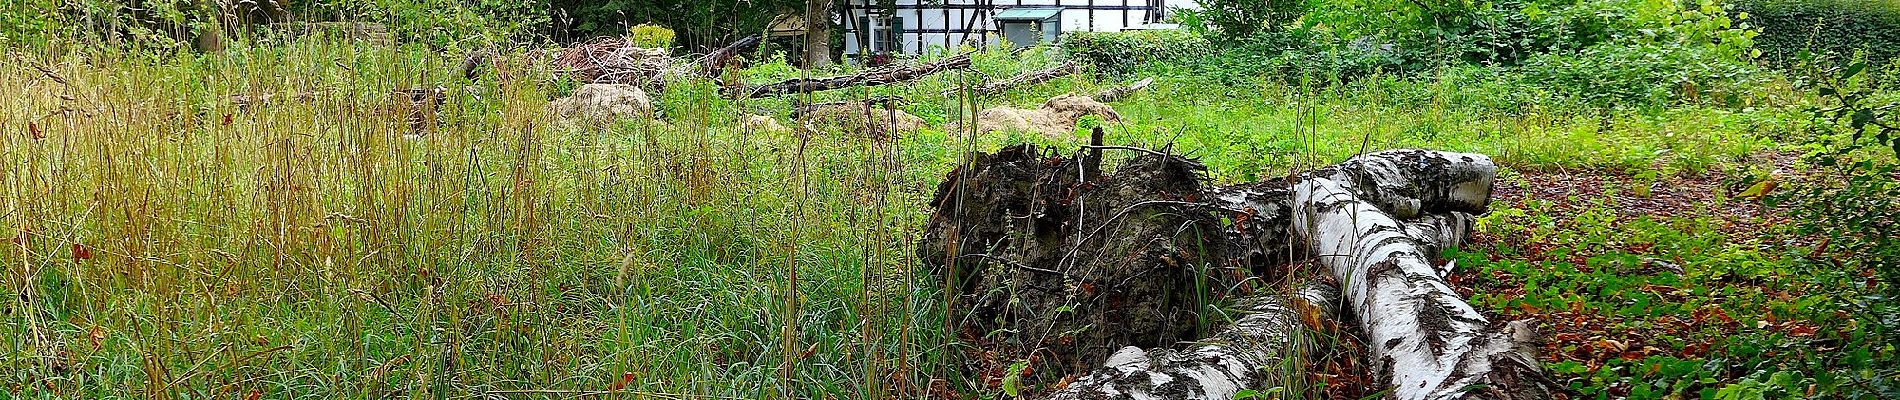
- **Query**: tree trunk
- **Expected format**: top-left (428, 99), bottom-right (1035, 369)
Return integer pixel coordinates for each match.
top-left (1046, 284), bottom-right (1338, 400)
top-left (803, 0), bottom-right (834, 68)
top-left (1290, 150), bottom-right (1556, 400)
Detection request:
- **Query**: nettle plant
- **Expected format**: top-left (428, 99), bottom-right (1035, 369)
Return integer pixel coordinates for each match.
top-left (1771, 54), bottom-right (1900, 346)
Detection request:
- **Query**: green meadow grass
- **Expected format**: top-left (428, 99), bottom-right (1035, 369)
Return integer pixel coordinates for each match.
top-left (1, 37), bottom-right (1804, 399)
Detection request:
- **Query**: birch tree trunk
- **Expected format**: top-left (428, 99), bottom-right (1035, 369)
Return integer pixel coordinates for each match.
top-left (1042, 207), bottom-right (1490, 400)
top-left (1291, 150), bottom-right (1554, 400)
top-left (1046, 284), bottom-right (1337, 400)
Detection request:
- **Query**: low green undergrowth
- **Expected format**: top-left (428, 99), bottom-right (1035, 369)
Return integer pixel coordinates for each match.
top-left (1456, 174), bottom-right (1897, 399)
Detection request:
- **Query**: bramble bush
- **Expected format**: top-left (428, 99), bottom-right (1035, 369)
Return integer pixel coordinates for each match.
top-left (1176, 0), bottom-right (1308, 38)
top-left (1518, 42), bottom-right (1764, 108)
top-left (1768, 56), bottom-right (1900, 397)
top-left (1060, 29), bottom-right (1212, 76)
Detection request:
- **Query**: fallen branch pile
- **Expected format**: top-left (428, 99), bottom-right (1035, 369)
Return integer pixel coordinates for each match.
top-left (922, 145), bottom-right (1559, 399)
top-left (546, 36), bottom-right (679, 88)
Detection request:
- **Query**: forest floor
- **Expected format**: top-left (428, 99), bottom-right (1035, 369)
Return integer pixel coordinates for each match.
top-left (1444, 155), bottom-right (1883, 399)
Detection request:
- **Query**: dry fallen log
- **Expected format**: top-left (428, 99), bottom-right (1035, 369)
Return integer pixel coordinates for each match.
top-left (694, 34), bottom-right (762, 76)
top-left (1291, 150), bottom-right (1556, 400)
top-left (950, 61), bottom-right (1081, 97)
top-left (1047, 205), bottom-right (1485, 400)
top-left (739, 53), bottom-right (973, 98)
top-left (1092, 78), bottom-right (1154, 104)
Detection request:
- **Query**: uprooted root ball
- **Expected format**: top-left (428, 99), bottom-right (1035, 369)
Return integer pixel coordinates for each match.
top-left (919, 144), bottom-right (1255, 396)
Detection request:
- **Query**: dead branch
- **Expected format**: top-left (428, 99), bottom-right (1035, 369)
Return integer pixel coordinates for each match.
top-left (1092, 78), bottom-right (1154, 103)
top-left (738, 52), bottom-right (973, 98)
top-left (949, 61), bottom-right (1081, 97)
top-left (694, 35), bottom-right (762, 76)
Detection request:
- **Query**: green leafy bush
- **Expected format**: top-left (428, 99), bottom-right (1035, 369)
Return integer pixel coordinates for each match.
top-left (627, 23), bottom-right (675, 48)
top-left (1308, 0), bottom-right (1760, 68)
top-left (342, 0), bottom-right (551, 48)
top-left (1178, 0), bottom-right (1308, 39)
top-left (1519, 42), bottom-right (1764, 108)
top-left (8, 0), bottom-right (227, 51)
top-left (549, 0), bottom-right (795, 47)
top-left (1060, 29), bottom-right (1212, 76)
top-left (1769, 58), bottom-right (1900, 389)
top-left (1728, 0), bottom-right (1900, 66)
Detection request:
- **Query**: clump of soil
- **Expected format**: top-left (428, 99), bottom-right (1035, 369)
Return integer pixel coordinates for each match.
top-left (800, 102), bottom-right (926, 139)
top-left (740, 114), bottom-right (787, 132)
top-left (957, 94), bottom-right (1122, 138)
top-left (919, 144), bottom-right (1261, 395)
top-left (548, 83), bottom-right (654, 124)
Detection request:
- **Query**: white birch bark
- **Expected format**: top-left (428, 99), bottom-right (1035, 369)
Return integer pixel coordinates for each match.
top-left (1045, 284), bottom-right (1337, 400)
top-left (1291, 150), bottom-right (1552, 400)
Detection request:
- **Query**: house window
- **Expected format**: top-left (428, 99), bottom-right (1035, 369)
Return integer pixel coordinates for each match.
top-left (877, 16), bottom-right (904, 53)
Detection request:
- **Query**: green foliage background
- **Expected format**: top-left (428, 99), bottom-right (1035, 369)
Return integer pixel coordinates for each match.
top-left (1728, 0), bottom-right (1900, 66)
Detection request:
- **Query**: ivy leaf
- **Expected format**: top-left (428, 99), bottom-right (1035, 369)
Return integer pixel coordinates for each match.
top-left (1843, 62), bottom-right (1867, 80)
top-left (1851, 109), bottom-right (1875, 134)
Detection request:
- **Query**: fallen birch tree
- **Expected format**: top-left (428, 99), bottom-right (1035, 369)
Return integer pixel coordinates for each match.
top-left (923, 145), bottom-right (1558, 399)
top-left (1292, 150), bottom-right (1553, 400)
top-left (1046, 283), bottom-right (1338, 400)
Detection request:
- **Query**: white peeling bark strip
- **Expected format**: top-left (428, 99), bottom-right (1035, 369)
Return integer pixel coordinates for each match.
top-left (1046, 284), bottom-right (1337, 400)
top-left (1293, 150), bottom-right (1551, 400)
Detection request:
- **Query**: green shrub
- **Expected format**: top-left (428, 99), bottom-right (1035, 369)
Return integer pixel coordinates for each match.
top-left (1060, 29), bottom-right (1212, 76)
top-left (1769, 57), bottom-right (1900, 382)
top-left (1519, 42), bottom-right (1764, 108)
top-left (1178, 0), bottom-right (1308, 39)
top-left (1308, 0), bottom-right (1759, 68)
top-left (354, 0), bottom-right (551, 48)
top-left (1, 0), bottom-right (64, 47)
top-left (1728, 0), bottom-right (1900, 66)
top-left (549, 0), bottom-right (797, 47)
top-left (627, 23), bottom-right (675, 48)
